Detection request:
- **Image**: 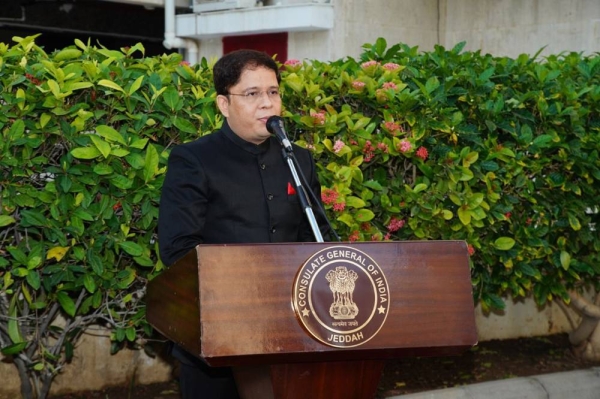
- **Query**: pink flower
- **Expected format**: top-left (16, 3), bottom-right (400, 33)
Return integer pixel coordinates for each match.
top-left (360, 223), bottom-right (371, 231)
top-left (505, 212), bottom-right (512, 219)
top-left (361, 60), bottom-right (379, 69)
top-left (311, 110), bottom-right (326, 125)
top-left (384, 232), bottom-right (392, 241)
top-left (383, 62), bottom-right (400, 71)
top-left (386, 217), bottom-right (405, 232)
top-left (382, 82), bottom-right (397, 90)
top-left (306, 144), bottom-right (315, 151)
top-left (349, 139), bottom-right (358, 146)
top-left (348, 231), bottom-right (360, 242)
top-left (321, 189), bottom-right (339, 205)
top-left (416, 146), bottom-right (429, 160)
top-left (352, 81), bottom-right (366, 90)
top-left (283, 59), bottom-right (302, 71)
top-left (284, 59), bottom-right (301, 67)
top-left (333, 140), bottom-right (345, 154)
top-left (398, 140), bottom-right (412, 153)
top-left (377, 142), bottom-right (389, 153)
top-left (468, 245), bottom-right (475, 256)
top-left (383, 121), bottom-right (400, 133)
top-left (364, 152), bottom-right (374, 162)
top-left (333, 202), bottom-right (346, 212)
top-left (363, 140), bottom-right (374, 153)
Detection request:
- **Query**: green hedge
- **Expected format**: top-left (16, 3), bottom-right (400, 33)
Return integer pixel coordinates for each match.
top-left (0, 35), bottom-right (599, 396)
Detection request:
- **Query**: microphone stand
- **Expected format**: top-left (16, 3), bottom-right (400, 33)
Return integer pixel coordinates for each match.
top-left (281, 149), bottom-right (324, 243)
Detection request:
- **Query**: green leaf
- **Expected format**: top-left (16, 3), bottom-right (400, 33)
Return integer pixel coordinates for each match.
top-left (0, 215), bottom-right (16, 227)
top-left (568, 214), bottom-right (581, 231)
top-left (96, 125), bottom-right (126, 145)
top-left (560, 251), bottom-right (571, 270)
top-left (363, 180), bottom-right (383, 190)
top-left (90, 135), bottom-right (112, 159)
top-left (56, 292), bottom-right (76, 317)
top-left (98, 79), bottom-right (125, 93)
top-left (1, 342), bottom-right (27, 355)
top-left (128, 75), bottom-right (145, 96)
top-left (413, 183), bottom-right (428, 193)
top-left (8, 301), bottom-right (24, 343)
top-left (111, 175), bottom-right (133, 189)
top-left (173, 116), bottom-right (197, 134)
top-left (93, 164), bottom-right (114, 175)
top-left (83, 274), bottom-right (97, 293)
top-left (494, 237), bottom-right (516, 251)
top-left (125, 327), bottom-right (136, 342)
top-left (480, 160), bottom-right (499, 171)
top-left (40, 113), bottom-right (52, 128)
top-left (54, 48), bottom-right (82, 61)
top-left (71, 147), bottom-right (101, 159)
top-left (47, 79), bottom-right (62, 98)
top-left (88, 252), bottom-right (104, 275)
top-left (336, 213), bottom-right (354, 227)
top-left (458, 207), bottom-right (471, 225)
top-left (163, 86), bottom-right (181, 111)
top-left (354, 209), bottom-right (375, 222)
top-left (532, 134), bottom-right (552, 148)
top-left (345, 196), bottom-right (366, 208)
top-left (442, 210), bottom-right (453, 220)
top-left (26, 271), bottom-right (41, 290)
top-left (144, 144), bottom-right (159, 183)
top-left (20, 210), bottom-right (47, 227)
top-left (119, 241), bottom-right (143, 257)
top-left (8, 119), bottom-right (25, 140)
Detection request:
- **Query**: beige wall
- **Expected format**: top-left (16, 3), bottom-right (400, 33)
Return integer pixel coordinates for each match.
top-left (287, 0), bottom-right (600, 61)
top-left (441, 0), bottom-right (600, 57)
top-left (195, 0), bottom-right (599, 62)
top-left (0, 330), bottom-right (173, 399)
top-left (327, 0), bottom-right (439, 60)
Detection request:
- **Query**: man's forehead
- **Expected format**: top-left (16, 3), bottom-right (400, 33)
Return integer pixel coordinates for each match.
top-left (236, 67), bottom-right (278, 84)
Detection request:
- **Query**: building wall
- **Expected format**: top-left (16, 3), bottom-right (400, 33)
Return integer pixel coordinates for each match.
top-left (289, 0), bottom-right (600, 61)
top-left (441, 0), bottom-right (600, 57)
top-left (328, 0), bottom-right (439, 60)
top-left (194, 0), bottom-right (598, 63)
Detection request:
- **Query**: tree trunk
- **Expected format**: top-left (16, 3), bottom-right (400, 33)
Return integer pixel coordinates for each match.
top-left (14, 357), bottom-right (34, 399)
top-left (568, 291), bottom-right (600, 360)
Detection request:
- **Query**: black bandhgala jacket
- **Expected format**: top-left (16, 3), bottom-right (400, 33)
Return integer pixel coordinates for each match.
top-left (158, 120), bottom-right (329, 267)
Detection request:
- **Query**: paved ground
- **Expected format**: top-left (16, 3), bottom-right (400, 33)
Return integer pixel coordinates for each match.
top-left (389, 367), bottom-right (600, 399)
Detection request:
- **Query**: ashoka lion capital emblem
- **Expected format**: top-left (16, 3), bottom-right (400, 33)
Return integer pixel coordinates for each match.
top-left (292, 245), bottom-right (390, 348)
top-left (326, 266), bottom-right (359, 319)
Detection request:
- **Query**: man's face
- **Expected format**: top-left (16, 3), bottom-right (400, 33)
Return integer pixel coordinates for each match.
top-left (216, 66), bottom-right (282, 145)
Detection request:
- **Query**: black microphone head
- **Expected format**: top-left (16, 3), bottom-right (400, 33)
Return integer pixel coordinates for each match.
top-left (266, 115), bottom-right (284, 135)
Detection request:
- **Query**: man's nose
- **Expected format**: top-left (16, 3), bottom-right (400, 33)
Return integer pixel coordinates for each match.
top-left (258, 91), bottom-right (274, 107)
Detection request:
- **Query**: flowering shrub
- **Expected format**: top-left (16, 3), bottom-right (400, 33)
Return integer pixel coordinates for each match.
top-left (281, 38), bottom-right (600, 313)
top-left (0, 35), bottom-right (599, 397)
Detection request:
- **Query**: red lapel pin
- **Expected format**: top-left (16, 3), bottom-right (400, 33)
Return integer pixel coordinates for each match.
top-left (287, 182), bottom-right (297, 195)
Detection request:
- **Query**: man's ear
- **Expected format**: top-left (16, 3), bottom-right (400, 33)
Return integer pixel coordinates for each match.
top-left (216, 94), bottom-right (230, 117)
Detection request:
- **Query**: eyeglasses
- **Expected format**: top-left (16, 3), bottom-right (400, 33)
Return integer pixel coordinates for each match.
top-left (227, 89), bottom-right (281, 103)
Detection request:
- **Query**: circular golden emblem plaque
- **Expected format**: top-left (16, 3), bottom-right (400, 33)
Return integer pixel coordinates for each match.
top-left (292, 245), bottom-right (390, 348)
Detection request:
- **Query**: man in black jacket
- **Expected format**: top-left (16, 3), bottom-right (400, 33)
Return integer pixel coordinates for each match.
top-left (158, 50), bottom-right (329, 398)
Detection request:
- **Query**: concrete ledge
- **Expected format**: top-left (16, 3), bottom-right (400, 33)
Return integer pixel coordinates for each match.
top-left (392, 367), bottom-right (600, 399)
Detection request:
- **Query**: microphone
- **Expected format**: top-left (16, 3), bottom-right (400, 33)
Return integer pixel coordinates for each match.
top-left (266, 116), bottom-right (293, 153)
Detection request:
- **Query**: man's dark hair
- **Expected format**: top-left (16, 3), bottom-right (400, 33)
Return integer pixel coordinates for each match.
top-left (213, 49), bottom-right (281, 96)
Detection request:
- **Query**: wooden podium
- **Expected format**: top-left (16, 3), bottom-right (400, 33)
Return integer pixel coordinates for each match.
top-left (146, 241), bottom-right (477, 399)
